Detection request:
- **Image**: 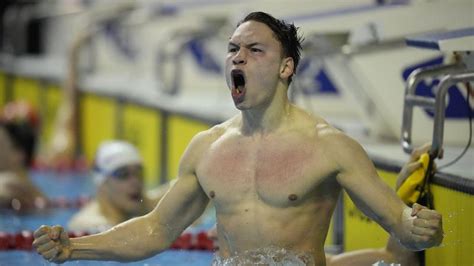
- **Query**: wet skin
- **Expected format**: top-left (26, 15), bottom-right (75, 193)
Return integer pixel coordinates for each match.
top-left (32, 20), bottom-right (442, 266)
top-left (196, 116), bottom-right (340, 264)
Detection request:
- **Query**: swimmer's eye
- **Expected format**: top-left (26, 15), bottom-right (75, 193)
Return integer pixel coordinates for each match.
top-left (228, 47), bottom-right (238, 53)
top-left (110, 166), bottom-right (144, 181)
top-left (250, 48), bottom-right (262, 53)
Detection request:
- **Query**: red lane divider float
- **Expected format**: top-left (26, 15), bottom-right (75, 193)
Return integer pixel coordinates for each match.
top-left (4, 196), bottom-right (92, 213)
top-left (0, 230), bottom-right (216, 251)
top-left (46, 195), bottom-right (91, 209)
top-left (32, 157), bottom-right (89, 173)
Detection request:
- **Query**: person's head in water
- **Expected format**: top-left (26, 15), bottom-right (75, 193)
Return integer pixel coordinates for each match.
top-left (226, 12), bottom-right (303, 109)
top-left (0, 101), bottom-right (39, 171)
top-left (237, 11), bottom-right (303, 85)
top-left (93, 141), bottom-right (145, 215)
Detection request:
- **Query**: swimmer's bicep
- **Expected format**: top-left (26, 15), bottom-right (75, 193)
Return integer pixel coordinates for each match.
top-left (148, 173), bottom-right (208, 240)
top-left (147, 129), bottom-right (213, 235)
top-left (326, 132), bottom-right (378, 185)
top-left (328, 135), bottom-right (404, 227)
top-left (163, 131), bottom-right (211, 221)
top-left (176, 130), bottom-right (215, 176)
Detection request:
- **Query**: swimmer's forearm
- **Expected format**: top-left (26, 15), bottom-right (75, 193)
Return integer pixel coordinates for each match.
top-left (392, 206), bottom-right (420, 250)
top-left (68, 215), bottom-right (174, 261)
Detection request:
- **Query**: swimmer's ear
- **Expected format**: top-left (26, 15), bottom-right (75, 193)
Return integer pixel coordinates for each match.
top-left (279, 57), bottom-right (294, 82)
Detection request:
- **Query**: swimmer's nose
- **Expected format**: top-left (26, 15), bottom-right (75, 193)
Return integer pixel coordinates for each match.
top-left (232, 49), bottom-right (247, 65)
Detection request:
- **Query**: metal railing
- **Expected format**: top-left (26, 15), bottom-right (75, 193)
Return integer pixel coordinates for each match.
top-left (401, 63), bottom-right (472, 158)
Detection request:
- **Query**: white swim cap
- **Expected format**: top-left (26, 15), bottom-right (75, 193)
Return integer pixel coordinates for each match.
top-left (92, 140), bottom-right (142, 184)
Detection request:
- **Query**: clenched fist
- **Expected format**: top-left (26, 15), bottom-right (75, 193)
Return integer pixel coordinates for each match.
top-left (403, 203), bottom-right (444, 250)
top-left (33, 225), bottom-right (71, 263)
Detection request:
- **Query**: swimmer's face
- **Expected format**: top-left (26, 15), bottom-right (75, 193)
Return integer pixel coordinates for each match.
top-left (226, 21), bottom-right (291, 109)
top-left (103, 163), bottom-right (145, 214)
top-left (0, 127), bottom-right (21, 171)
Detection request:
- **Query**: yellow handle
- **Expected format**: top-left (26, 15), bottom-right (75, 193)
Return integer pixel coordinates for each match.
top-left (397, 153), bottom-right (430, 205)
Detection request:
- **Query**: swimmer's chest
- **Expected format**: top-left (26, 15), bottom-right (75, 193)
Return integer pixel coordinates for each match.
top-left (196, 134), bottom-right (332, 205)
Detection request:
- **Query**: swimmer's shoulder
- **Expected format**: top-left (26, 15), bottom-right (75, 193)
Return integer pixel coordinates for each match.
top-left (187, 115), bottom-right (238, 148)
top-left (292, 106), bottom-right (342, 138)
top-left (69, 200), bottom-right (100, 220)
top-left (315, 122), bottom-right (359, 149)
top-left (311, 121), bottom-right (367, 164)
top-left (0, 171), bottom-right (45, 197)
top-left (0, 171), bottom-right (18, 180)
top-left (179, 117), bottom-right (236, 167)
top-left (0, 172), bottom-right (17, 192)
top-left (68, 201), bottom-right (113, 232)
top-left (293, 106), bottom-right (360, 151)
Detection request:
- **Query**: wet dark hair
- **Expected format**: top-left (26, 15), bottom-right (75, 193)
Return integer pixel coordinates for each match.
top-left (0, 121), bottom-right (36, 167)
top-left (238, 11), bottom-right (303, 84)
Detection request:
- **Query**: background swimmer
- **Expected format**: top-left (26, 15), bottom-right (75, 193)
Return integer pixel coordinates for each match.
top-left (0, 101), bottom-right (48, 212)
top-left (68, 140), bottom-right (169, 232)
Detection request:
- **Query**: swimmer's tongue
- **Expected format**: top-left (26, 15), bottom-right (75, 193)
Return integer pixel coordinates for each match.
top-left (233, 72), bottom-right (245, 95)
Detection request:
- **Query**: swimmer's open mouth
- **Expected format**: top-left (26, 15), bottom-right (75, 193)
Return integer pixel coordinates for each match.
top-left (231, 69), bottom-right (246, 98)
top-left (129, 193), bottom-right (141, 201)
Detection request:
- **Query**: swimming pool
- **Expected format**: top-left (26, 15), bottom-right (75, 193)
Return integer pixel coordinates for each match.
top-left (0, 171), bottom-right (215, 266)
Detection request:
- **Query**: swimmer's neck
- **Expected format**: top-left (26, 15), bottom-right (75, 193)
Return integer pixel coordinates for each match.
top-left (240, 94), bottom-right (292, 135)
top-left (96, 189), bottom-right (130, 224)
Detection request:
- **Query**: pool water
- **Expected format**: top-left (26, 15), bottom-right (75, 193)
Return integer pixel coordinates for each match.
top-left (0, 171), bottom-right (215, 266)
top-left (0, 250), bottom-right (214, 266)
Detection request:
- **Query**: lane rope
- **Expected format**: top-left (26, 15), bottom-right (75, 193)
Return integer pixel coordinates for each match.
top-left (0, 230), bottom-right (216, 251)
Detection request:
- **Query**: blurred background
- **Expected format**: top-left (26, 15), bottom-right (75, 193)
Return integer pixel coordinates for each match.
top-left (0, 0), bottom-right (472, 265)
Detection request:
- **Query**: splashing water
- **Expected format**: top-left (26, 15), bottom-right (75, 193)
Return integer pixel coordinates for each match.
top-left (372, 260), bottom-right (401, 266)
top-left (211, 246), bottom-right (315, 266)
